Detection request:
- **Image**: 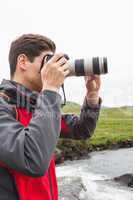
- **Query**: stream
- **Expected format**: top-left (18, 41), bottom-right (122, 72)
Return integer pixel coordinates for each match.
top-left (57, 147), bottom-right (133, 200)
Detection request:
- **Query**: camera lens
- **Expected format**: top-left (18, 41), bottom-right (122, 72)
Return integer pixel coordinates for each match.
top-left (68, 57), bottom-right (108, 76)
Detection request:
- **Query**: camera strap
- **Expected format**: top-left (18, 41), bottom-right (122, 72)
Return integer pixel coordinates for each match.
top-left (61, 84), bottom-right (66, 107)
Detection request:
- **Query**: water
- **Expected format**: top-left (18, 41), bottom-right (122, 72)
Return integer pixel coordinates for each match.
top-left (56, 148), bottom-right (133, 200)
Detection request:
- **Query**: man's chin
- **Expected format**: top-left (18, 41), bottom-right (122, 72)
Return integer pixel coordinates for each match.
top-left (32, 84), bottom-right (42, 92)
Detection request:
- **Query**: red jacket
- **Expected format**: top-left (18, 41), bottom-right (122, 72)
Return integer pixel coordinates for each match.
top-left (10, 108), bottom-right (58, 200)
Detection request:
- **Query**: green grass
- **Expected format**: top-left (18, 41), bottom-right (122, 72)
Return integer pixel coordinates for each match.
top-left (61, 103), bottom-right (133, 148)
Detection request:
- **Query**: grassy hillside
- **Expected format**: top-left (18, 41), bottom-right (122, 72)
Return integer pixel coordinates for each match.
top-left (90, 106), bottom-right (133, 147)
top-left (60, 102), bottom-right (133, 150)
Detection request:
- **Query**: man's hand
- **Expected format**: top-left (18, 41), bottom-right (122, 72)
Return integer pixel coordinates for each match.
top-left (41, 53), bottom-right (70, 93)
top-left (84, 75), bottom-right (101, 106)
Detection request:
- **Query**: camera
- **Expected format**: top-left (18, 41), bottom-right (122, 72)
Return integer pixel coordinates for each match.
top-left (40, 54), bottom-right (108, 76)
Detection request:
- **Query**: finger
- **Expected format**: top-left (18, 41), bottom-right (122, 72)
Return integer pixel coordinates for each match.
top-left (88, 75), bottom-right (101, 82)
top-left (85, 75), bottom-right (94, 83)
top-left (56, 57), bottom-right (67, 66)
top-left (94, 75), bottom-right (101, 83)
top-left (50, 53), bottom-right (64, 63)
top-left (90, 75), bottom-right (98, 80)
top-left (63, 69), bottom-right (70, 77)
top-left (93, 75), bottom-right (100, 78)
top-left (59, 62), bottom-right (70, 71)
top-left (93, 75), bottom-right (101, 80)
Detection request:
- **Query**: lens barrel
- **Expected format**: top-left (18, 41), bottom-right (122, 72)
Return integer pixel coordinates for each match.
top-left (69, 57), bottom-right (108, 76)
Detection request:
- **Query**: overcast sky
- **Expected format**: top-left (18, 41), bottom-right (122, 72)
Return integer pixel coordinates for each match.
top-left (0, 0), bottom-right (133, 107)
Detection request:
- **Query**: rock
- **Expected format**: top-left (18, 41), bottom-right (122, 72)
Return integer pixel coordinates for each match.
top-left (58, 176), bottom-right (88, 200)
top-left (114, 174), bottom-right (133, 187)
top-left (55, 148), bottom-right (64, 164)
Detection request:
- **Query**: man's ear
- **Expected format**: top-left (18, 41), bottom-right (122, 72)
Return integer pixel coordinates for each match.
top-left (17, 54), bottom-right (28, 71)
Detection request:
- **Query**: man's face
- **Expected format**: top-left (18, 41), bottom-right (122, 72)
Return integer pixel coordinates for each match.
top-left (21, 50), bottom-right (53, 92)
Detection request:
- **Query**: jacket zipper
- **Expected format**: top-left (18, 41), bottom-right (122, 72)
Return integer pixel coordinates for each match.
top-left (48, 169), bottom-right (54, 200)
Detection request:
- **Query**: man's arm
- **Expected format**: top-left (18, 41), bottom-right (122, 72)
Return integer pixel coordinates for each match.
top-left (0, 90), bottom-right (61, 177)
top-left (60, 97), bottom-right (101, 139)
top-left (60, 75), bottom-right (101, 139)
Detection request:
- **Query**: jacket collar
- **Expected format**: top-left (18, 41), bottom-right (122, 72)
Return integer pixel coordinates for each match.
top-left (0, 79), bottom-right (38, 112)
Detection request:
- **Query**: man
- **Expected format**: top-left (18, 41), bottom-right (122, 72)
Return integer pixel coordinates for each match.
top-left (0, 34), bottom-right (101, 200)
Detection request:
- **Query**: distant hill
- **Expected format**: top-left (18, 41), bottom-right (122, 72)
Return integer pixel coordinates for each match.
top-left (61, 101), bottom-right (81, 114)
top-left (101, 106), bottom-right (133, 117)
top-left (102, 106), bottom-right (133, 109)
top-left (99, 106), bottom-right (133, 117)
top-left (62, 102), bottom-right (133, 118)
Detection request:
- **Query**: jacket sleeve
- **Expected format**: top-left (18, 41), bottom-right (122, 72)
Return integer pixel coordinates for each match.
top-left (0, 90), bottom-right (61, 177)
top-left (60, 97), bottom-right (101, 140)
